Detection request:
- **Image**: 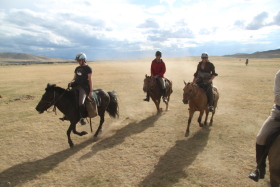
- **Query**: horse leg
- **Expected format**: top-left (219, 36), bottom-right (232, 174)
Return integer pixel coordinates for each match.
top-left (209, 110), bottom-right (215, 126)
top-left (165, 93), bottom-right (171, 111)
top-left (94, 113), bottom-right (104, 137)
top-left (72, 123), bottom-right (88, 136)
top-left (270, 175), bottom-right (279, 187)
top-left (154, 99), bottom-right (162, 114)
top-left (66, 123), bottom-right (75, 148)
top-left (204, 110), bottom-right (209, 126)
top-left (198, 110), bottom-right (204, 127)
top-left (185, 111), bottom-right (194, 137)
top-left (165, 99), bottom-right (169, 111)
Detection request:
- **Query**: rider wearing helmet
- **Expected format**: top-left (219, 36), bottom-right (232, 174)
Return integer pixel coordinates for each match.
top-left (70, 52), bottom-right (93, 125)
top-left (144, 51), bottom-right (167, 102)
top-left (248, 70), bottom-right (280, 182)
top-left (192, 52), bottom-right (218, 112)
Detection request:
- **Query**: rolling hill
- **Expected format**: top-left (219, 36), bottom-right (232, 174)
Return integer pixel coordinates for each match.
top-left (0, 52), bottom-right (74, 64)
top-left (224, 49), bottom-right (280, 58)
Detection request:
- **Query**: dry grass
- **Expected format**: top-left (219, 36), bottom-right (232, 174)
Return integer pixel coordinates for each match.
top-left (0, 57), bottom-right (279, 187)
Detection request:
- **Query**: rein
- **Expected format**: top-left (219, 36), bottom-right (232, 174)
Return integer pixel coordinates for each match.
top-left (40, 88), bottom-right (68, 115)
top-left (52, 89), bottom-right (68, 115)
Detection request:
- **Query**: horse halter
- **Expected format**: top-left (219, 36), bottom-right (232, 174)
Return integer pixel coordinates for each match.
top-left (183, 84), bottom-right (196, 100)
top-left (40, 88), bottom-right (67, 114)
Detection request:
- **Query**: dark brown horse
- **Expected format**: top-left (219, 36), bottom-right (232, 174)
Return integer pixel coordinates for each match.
top-left (143, 75), bottom-right (173, 114)
top-left (182, 81), bottom-right (219, 137)
top-left (36, 83), bottom-right (119, 147)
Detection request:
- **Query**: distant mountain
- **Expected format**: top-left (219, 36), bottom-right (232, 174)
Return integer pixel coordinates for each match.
top-left (224, 49), bottom-right (280, 58)
top-left (0, 52), bottom-right (74, 64)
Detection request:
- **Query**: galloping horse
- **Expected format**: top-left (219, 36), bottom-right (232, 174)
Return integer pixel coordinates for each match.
top-left (36, 83), bottom-right (119, 147)
top-left (266, 128), bottom-right (280, 187)
top-left (182, 81), bottom-right (219, 137)
top-left (143, 75), bottom-right (173, 114)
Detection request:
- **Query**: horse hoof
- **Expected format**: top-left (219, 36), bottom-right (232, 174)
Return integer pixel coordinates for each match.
top-left (185, 132), bottom-right (189, 137)
top-left (69, 142), bottom-right (74, 148)
top-left (199, 123), bottom-right (203, 127)
top-left (81, 131), bottom-right (88, 136)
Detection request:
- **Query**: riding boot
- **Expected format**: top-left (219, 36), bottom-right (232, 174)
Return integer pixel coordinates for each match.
top-left (143, 93), bottom-right (150, 102)
top-left (248, 144), bottom-right (267, 182)
top-left (162, 88), bottom-right (167, 102)
top-left (79, 105), bottom-right (86, 125)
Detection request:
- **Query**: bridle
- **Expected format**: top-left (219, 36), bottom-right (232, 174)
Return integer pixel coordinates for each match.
top-left (40, 88), bottom-right (68, 114)
top-left (183, 84), bottom-right (196, 100)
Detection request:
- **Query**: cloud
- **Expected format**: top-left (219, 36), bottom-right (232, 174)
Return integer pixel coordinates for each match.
top-left (138, 18), bottom-right (160, 29)
top-left (234, 20), bottom-right (245, 28)
top-left (147, 28), bottom-right (194, 41)
top-left (0, 0), bottom-right (280, 60)
top-left (246, 11), bottom-right (269, 30)
top-left (274, 11), bottom-right (280, 26)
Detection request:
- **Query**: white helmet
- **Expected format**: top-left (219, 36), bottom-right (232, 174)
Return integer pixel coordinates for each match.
top-left (201, 52), bottom-right (208, 58)
top-left (75, 52), bottom-right (87, 61)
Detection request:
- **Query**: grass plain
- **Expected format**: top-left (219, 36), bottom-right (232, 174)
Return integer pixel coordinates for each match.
top-left (0, 57), bottom-right (279, 187)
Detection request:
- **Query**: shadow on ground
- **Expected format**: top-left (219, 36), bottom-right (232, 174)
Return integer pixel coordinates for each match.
top-left (139, 127), bottom-right (211, 187)
top-left (79, 114), bottom-right (161, 160)
top-left (0, 139), bottom-right (93, 187)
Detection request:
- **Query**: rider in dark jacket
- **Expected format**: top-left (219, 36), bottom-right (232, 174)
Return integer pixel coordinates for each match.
top-left (192, 52), bottom-right (218, 112)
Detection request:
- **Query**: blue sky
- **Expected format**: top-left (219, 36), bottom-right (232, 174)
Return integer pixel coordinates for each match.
top-left (0, 0), bottom-right (280, 60)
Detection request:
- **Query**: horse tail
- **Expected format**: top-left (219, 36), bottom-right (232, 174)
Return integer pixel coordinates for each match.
top-left (106, 91), bottom-right (119, 118)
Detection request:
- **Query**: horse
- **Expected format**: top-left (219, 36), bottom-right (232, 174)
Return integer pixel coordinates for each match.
top-left (35, 83), bottom-right (119, 147)
top-left (182, 81), bottom-right (219, 137)
top-left (266, 128), bottom-right (280, 187)
top-left (143, 75), bottom-right (173, 114)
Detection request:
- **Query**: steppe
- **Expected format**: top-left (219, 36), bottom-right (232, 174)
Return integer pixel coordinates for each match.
top-left (0, 56), bottom-right (279, 187)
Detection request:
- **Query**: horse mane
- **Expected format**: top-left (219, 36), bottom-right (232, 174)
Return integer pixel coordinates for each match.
top-left (49, 85), bottom-right (75, 100)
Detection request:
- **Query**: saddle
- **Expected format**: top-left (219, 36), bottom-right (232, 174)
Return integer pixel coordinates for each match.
top-left (85, 91), bottom-right (99, 118)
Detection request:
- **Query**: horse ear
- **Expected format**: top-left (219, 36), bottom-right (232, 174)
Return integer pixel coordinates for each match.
top-left (145, 74), bottom-right (147, 78)
top-left (184, 81), bottom-right (187, 85)
top-left (47, 83), bottom-right (56, 88)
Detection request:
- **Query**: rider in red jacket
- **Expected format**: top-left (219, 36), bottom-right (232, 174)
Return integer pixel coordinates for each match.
top-left (144, 51), bottom-right (167, 102)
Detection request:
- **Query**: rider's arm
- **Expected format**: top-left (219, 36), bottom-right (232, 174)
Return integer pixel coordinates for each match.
top-left (88, 73), bottom-right (93, 98)
top-left (274, 70), bottom-right (280, 106)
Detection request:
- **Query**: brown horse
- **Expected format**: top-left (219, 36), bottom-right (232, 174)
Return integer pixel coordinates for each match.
top-left (267, 128), bottom-right (280, 187)
top-left (182, 81), bottom-right (219, 137)
top-left (143, 75), bottom-right (173, 114)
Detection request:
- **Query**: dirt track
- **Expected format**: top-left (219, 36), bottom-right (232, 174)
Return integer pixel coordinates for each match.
top-left (0, 57), bottom-right (278, 187)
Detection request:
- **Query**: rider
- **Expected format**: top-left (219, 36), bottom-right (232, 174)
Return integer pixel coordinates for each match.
top-left (248, 70), bottom-right (280, 182)
top-left (143, 51), bottom-right (167, 102)
top-left (69, 52), bottom-right (93, 125)
top-left (192, 52), bottom-right (217, 112)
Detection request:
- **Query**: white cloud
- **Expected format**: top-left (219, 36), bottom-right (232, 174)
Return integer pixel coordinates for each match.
top-left (0, 0), bottom-right (279, 60)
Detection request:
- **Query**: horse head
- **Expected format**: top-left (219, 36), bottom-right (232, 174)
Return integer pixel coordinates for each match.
top-left (143, 74), bottom-right (151, 92)
top-left (35, 83), bottom-right (56, 113)
top-left (182, 81), bottom-right (193, 104)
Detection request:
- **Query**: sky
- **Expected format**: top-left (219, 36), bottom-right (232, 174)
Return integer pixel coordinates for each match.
top-left (0, 0), bottom-right (280, 60)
